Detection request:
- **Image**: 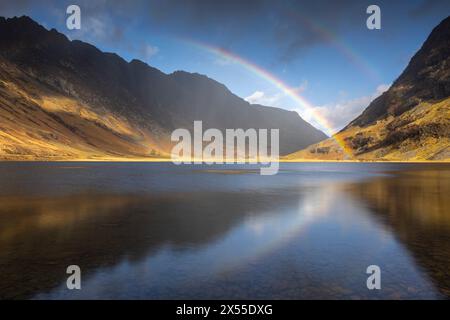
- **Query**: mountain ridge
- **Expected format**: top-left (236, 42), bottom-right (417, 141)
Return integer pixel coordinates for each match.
top-left (287, 16), bottom-right (450, 161)
top-left (0, 15), bottom-right (327, 160)
top-left (345, 15), bottom-right (449, 129)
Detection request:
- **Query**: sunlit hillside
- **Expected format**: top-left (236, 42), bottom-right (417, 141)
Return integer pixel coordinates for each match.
top-left (285, 98), bottom-right (450, 161)
top-left (0, 16), bottom-right (326, 161)
top-left (0, 60), bottom-right (168, 160)
top-left (286, 16), bottom-right (450, 162)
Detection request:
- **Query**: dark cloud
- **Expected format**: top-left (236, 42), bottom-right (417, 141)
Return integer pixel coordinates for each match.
top-left (141, 0), bottom-right (372, 61)
top-left (0, 0), bottom-right (31, 14)
top-left (1, 0), bottom-right (449, 62)
top-left (409, 0), bottom-right (450, 18)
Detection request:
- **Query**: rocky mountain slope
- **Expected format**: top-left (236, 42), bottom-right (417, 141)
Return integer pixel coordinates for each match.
top-left (0, 16), bottom-right (327, 160)
top-left (286, 16), bottom-right (450, 161)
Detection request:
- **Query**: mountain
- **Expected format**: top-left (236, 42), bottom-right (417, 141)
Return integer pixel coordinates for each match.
top-left (286, 16), bottom-right (450, 161)
top-left (0, 16), bottom-right (326, 160)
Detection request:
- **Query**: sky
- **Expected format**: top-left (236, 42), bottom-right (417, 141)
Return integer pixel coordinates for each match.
top-left (1, 0), bottom-right (449, 135)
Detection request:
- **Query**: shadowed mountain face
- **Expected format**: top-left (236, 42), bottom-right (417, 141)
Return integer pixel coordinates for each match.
top-left (0, 16), bottom-right (327, 160)
top-left (287, 16), bottom-right (450, 161)
top-left (348, 16), bottom-right (450, 128)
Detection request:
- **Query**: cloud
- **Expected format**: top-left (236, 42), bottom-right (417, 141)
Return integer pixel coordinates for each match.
top-left (409, 0), bottom-right (450, 18)
top-left (142, 44), bottom-right (159, 60)
top-left (147, 0), bottom-right (365, 61)
top-left (213, 56), bottom-right (235, 66)
top-left (290, 80), bottom-right (308, 94)
top-left (294, 84), bottom-right (390, 134)
top-left (0, 0), bottom-right (38, 16)
top-left (245, 91), bottom-right (284, 106)
top-left (77, 16), bottom-right (109, 39)
top-left (245, 80), bottom-right (308, 106)
top-left (2, 0), bottom-right (449, 63)
top-left (0, 0), bottom-right (393, 63)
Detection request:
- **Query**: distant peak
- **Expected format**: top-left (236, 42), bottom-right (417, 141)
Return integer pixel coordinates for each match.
top-left (0, 15), bottom-right (51, 39)
top-left (425, 15), bottom-right (450, 45)
top-left (170, 70), bottom-right (230, 92)
top-left (437, 15), bottom-right (450, 28)
top-left (3, 15), bottom-right (42, 28)
top-left (171, 70), bottom-right (212, 81)
top-left (129, 59), bottom-right (148, 66)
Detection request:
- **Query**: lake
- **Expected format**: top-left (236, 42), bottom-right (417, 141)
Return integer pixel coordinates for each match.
top-left (0, 162), bottom-right (449, 299)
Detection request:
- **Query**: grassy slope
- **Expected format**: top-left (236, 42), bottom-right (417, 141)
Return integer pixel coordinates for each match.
top-left (0, 60), bottom-right (170, 160)
top-left (285, 97), bottom-right (450, 162)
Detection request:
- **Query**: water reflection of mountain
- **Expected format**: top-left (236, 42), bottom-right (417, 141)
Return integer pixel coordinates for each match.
top-left (346, 168), bottom-right (450, 298)
top-left (0, 190), bottom-right (301, 299)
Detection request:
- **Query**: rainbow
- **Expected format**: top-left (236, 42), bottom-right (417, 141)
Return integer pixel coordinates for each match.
top-left (184, 39), bottom-right (354, 158)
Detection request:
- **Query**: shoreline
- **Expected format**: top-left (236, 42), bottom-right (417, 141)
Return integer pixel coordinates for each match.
top-left (0, 158), bottom-right (448, 164)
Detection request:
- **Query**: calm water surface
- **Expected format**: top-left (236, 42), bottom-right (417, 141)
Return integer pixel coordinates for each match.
top-left (0, 162), bottom-right (449, 299)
